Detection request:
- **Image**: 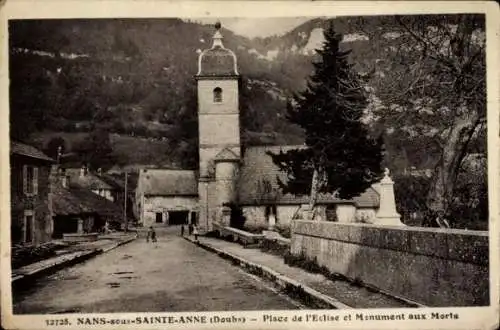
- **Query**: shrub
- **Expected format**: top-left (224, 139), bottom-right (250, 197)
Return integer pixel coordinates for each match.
top-left (284, 250), bottom-right (338, 280)
top-left (260, 238), bottom-right (289, 257)
top-left (281, 283), bottom-right (316, 307)
top-left (243, 223), bottom-right (268, 234)
top-left (284, 251), bottom-right (323, 273)
top-left (275, 224), bottom-right (291, 238)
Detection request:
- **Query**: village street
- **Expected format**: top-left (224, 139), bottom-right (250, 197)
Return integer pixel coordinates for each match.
top-left (13, 227), bottom-right (300, 314)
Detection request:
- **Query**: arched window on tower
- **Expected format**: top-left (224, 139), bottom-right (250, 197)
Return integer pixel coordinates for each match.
top-left (213, 87), bottom-right (222, 103)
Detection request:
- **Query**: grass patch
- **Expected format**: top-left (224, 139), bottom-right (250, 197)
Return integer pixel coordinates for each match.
top-left (275, 225), bottom-right (291, 239)
top-left (284, 250), bottom-right (351, 283)
top-left (260, 238), bottom-right (289, 257)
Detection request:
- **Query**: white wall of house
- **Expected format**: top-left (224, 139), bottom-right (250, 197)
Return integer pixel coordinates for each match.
top-left (91, 188), bottom-right (114, 202)
top-left (336, 204), bottom-right (357, 223)
top-left (242, 206), bottom-right (266, 229)
top-left (142, 196), bottom-right (198, 227)
top-left (355, 208), bottom-right (378, 223)
top-left (276, 205), bottom-right (301, 226)
top-left (243, 203), bottom-right (379, 229)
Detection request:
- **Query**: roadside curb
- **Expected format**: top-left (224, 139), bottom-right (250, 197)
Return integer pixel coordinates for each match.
top-left (101, 233), bottom-right (138, 253)
top-left (12, 234), bottom-right (137, 286)
top-left (184, 236), bottom-right (351, 309)
top-left (12, 250), bottom-right (100, 286)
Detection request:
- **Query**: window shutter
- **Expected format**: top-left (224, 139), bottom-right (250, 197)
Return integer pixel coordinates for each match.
top-left (23, 165), bottom-right (27, 194)
top-left (33, 167), bottom-right (39, 195)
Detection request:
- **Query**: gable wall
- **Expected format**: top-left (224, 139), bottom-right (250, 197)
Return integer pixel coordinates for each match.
top-left (143, 196), bottom-right (198, 227)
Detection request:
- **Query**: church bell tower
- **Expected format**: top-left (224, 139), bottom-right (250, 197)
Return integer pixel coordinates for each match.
top-left (196, 22), bottom-right (241, 232)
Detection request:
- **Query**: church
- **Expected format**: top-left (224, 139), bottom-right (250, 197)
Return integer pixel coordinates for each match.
top-left (135, 23), bottom-right (401, 232)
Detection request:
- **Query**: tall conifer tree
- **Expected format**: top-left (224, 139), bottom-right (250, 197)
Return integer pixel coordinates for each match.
top-left (269, 25), bottom-right (384, 210)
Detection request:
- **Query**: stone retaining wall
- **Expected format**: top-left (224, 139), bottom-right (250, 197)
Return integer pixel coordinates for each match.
top-left (290, 220), bottom-right (489, 307)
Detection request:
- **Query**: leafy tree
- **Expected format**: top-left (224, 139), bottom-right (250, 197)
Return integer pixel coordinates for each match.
top-left (269, 25), bottom-right (384, 215)
top-left (164, 82), bottom-right (199, 169)
top-left (73, 128), bottom-right (116, 171)
top-left (9, 52), bottom-right (56, 141)
top-left (45, 136), bottom-right (67, 160)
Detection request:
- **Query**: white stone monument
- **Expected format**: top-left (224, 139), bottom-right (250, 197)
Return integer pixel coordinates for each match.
top-left (375, 168), bottom-right (404, 226)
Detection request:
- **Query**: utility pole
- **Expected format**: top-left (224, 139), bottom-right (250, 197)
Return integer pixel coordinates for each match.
top-left (124, 171), bottom-right (128, 232)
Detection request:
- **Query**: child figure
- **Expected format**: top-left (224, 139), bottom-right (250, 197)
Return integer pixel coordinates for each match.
top-left (147, 226), bottom-right (157, 243)
top-left (192, 225), bottom-right (199, 242)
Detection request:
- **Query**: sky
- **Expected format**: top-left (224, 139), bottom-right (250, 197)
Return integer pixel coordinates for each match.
top-left (192, 17), bottom-right (313, 39)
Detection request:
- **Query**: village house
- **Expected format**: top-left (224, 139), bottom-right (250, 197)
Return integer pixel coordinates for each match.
top-left (10, 141), bottom-right (55, 246)
top-left (135, 23), bottom-right (401, 232)
top-left (51, 169), bottom-right (123, 239)
top-left (135, 169), bottom-right (198, 227)
top-left (63, 165), bottom-right (117, 202)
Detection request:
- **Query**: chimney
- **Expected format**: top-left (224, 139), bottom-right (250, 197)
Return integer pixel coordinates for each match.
top-left (58, 168), bottom-right (69, 188)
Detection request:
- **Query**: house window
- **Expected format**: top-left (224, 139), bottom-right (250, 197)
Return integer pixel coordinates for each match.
top-left (326, 205), bottom-right (338, 222)
top-left (23, 165), bottom-right (38, 195)
top-left (24, 210), bottom-right (34, 244)
top-left (213, 87), bottom-right (222, 103)
top-left (155, 212), bottom-right (163, 223)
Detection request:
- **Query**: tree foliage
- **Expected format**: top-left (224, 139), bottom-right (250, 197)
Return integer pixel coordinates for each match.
top-left (269, 25), bottom-right (384, 204)
top-left (45, 136), bottom-right (67, 160)
top-left (72, 128), bottom-right (117, 171)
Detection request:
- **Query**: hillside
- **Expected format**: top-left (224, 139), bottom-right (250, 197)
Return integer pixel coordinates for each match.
top-left (9, 16), bottom-right (462, 170)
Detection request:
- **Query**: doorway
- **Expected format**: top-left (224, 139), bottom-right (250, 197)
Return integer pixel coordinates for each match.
top-left (168, 211), bottom-right (189, 225)
top-left (25, 214), bottom-right (33, 243)
top-left (155, 212), bottom-right (163, 223)
top-left (190, 212), bottom-right (197, 225)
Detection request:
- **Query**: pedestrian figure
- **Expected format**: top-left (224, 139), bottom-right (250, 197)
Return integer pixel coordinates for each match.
top-left (188, 223), bottom-right (193, 235)
top-left (181, 224), bottom-right (185, 236)
top-left (150, 226), bottom-right (157, 243)
top-left (193, 225), bottom-right (199, 242)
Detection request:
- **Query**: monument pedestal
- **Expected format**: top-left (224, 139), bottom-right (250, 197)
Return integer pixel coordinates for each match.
top-left (375, 169), bottom-right (404, 226)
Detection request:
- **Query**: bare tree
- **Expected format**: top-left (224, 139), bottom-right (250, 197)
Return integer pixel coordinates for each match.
top-left (358, 14), bottom-right (486, 214)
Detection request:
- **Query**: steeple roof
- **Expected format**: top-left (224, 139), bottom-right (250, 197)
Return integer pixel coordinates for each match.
top-left (197, 21), bottom-right (239, 77)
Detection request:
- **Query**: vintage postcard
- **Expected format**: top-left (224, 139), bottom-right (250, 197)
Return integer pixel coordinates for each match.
top-left (1, 1), bottom-right (499, 329)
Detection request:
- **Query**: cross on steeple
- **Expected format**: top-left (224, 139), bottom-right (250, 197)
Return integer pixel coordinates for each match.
top-left (212, 21), bottom-right (224, 48)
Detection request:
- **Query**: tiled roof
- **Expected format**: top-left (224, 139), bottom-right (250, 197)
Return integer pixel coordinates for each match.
top-left (52, 185), bottom-right (123, 221)
top-left (65, 168), bottom-right (114, 190)
top-left (238, 145), bottom-right (380, 207)
top-left (10, 141), bottom-right (54, 162)
top-left (99, 172), bottom-right (139, 192)
top-left (138, 169), bottom-right (198, 196)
